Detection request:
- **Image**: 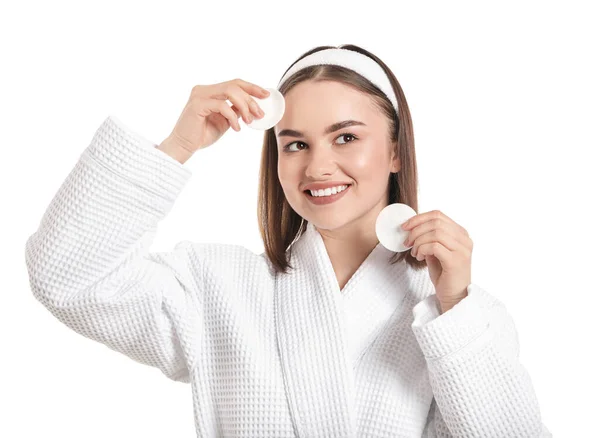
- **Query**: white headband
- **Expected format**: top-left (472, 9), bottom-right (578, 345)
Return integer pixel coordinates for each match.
top-left (276, 48), bottom-right (399, 115)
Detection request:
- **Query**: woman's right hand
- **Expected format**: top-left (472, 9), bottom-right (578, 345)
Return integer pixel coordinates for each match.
top-left (160, 79), bottom-right (271, 155)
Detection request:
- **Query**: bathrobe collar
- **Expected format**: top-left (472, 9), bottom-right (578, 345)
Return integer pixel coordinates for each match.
top-left (274, 221), bottom-right (411, 437)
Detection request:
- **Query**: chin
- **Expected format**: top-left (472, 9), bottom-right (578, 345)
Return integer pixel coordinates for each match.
top-left (304, 215), bottom-right (355, 232)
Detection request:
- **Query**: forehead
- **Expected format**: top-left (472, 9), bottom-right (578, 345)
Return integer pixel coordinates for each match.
top-left (275, 80), bottom-right (379, 134)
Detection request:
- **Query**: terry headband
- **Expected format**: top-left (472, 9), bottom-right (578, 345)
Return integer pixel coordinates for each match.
top-left (276, 48), bottom-right (399, 115)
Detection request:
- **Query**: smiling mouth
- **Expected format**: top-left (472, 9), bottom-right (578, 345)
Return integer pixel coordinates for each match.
top-left (304, 189), bottom-right (342, 197)
top-left (303, 185), bottom-right (351, 197)
top-left (302, 185), bottom-right (351, 204)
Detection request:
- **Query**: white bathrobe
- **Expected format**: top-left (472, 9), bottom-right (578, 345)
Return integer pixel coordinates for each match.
top-left (25, 115), bottom-right (552, 437)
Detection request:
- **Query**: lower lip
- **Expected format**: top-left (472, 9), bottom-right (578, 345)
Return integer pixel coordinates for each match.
top-left (304, 186), bottom-right (351, 205)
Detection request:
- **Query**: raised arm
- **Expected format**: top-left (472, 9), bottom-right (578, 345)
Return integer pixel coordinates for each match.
top-left (25, 115), bottom-right (200, 382)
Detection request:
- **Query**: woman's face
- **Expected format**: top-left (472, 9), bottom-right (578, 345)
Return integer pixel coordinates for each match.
top-left (274, 80), bottom-right (400, 232)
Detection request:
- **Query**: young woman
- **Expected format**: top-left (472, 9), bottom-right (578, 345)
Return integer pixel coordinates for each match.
top-left (25, 44), bottom-right (551, 437)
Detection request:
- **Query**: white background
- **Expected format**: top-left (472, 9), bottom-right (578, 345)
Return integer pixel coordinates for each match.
top-left (2, 0), bottom-right (597, 436)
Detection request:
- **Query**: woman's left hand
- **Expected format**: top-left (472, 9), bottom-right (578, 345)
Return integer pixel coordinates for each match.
top-left (402, 210), bottom-right (473, 312)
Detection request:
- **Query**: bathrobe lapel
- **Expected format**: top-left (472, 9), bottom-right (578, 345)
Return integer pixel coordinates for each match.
top-left (274, 222), bottom-right (410, 437)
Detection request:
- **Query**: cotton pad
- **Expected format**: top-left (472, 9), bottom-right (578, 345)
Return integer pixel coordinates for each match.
top-left (247, 88), bottom-right (286, 130)
top-left (375, 203), bottom-right (417, 252)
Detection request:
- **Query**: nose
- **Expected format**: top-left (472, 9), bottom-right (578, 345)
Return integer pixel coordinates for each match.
top-left (304, 145), bottom-right (338, 178)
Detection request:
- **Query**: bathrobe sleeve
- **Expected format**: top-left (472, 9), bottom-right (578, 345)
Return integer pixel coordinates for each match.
top-left (25, 115), bottom-right (199, 383)
top-left (411, 282), bottom-right (552, 437)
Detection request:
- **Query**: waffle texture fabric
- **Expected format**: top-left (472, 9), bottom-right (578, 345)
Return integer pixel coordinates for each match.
top-left (25, 115), bottom-right (552, 437)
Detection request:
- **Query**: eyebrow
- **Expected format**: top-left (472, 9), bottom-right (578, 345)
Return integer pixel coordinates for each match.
top-left (276, 120), bottom-right (367, 138)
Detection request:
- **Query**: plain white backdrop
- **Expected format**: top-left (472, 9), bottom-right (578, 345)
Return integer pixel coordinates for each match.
top-left (2, 0), bottom-right (597, 436)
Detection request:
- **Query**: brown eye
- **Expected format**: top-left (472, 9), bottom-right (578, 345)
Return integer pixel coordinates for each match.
top-left (283, 141), bottom-right (306, 152)
top-left (283, 133), bottom-right (357, 152)
top-left (335, 133), bottom-right (358, 145)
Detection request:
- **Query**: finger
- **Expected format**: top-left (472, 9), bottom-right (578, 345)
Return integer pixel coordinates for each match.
top-left (413, 242), bottom-right (452, 264)
top-left (406, 219), bottom-right (467, 250)
top-left (405, 215), bottom-right (463, 245)
top-left (210, 80), bottom-right (269, 121)
top-left (405, 218), bottom-right (444, 246)
top-left (223, 84), bottom-right (256, 124)
top-left (403, 210), bottom-right (449, 230)
top-left (233, 78), bottom-right (271, 99)
top-left (201, 98), bottom-right (241, 132)
top-left (233, 79), bottom-right (268, 118)
top-left (410, 229), bottom-right (462, 257)
top-left (434, 210), bottom-right (470, 237)
top-left (231, 101), bottom-right (263, 125)
top-left (230, 104), bottom-right (243, 120)
top-left (432, 210), bottom-right (469, 236)
top-left (248, 99), bottom-right (264, 118)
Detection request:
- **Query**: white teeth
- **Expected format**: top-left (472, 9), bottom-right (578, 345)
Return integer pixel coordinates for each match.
top-left (308, 185), bottom-right (349, 197)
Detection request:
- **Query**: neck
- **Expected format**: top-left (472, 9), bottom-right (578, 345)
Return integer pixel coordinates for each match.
top-left (312, 198), bottom-right (387, 290)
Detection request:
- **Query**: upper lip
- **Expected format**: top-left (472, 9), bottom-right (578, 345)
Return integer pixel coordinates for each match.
top-left (303, 181), bottom-right (352, 191)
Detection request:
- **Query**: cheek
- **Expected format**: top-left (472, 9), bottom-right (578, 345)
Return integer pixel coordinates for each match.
top-left (347, 145), bottom-right (388, 181)
top-left (277, 158), bottom-right (299, 192)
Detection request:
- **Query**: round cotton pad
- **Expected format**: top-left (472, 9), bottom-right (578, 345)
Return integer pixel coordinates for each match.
top-left (247, 88), bottom-right (285, 130)
top-left (375, 203), bottom-right (417, 252)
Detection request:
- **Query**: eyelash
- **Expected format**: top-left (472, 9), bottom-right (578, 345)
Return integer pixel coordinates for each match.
top-left (282, 133), bottom-right (359, 152)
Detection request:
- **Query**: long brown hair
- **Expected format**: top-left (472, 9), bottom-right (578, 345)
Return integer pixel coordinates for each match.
top-left (257, 44), bottom-right (427, 274)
